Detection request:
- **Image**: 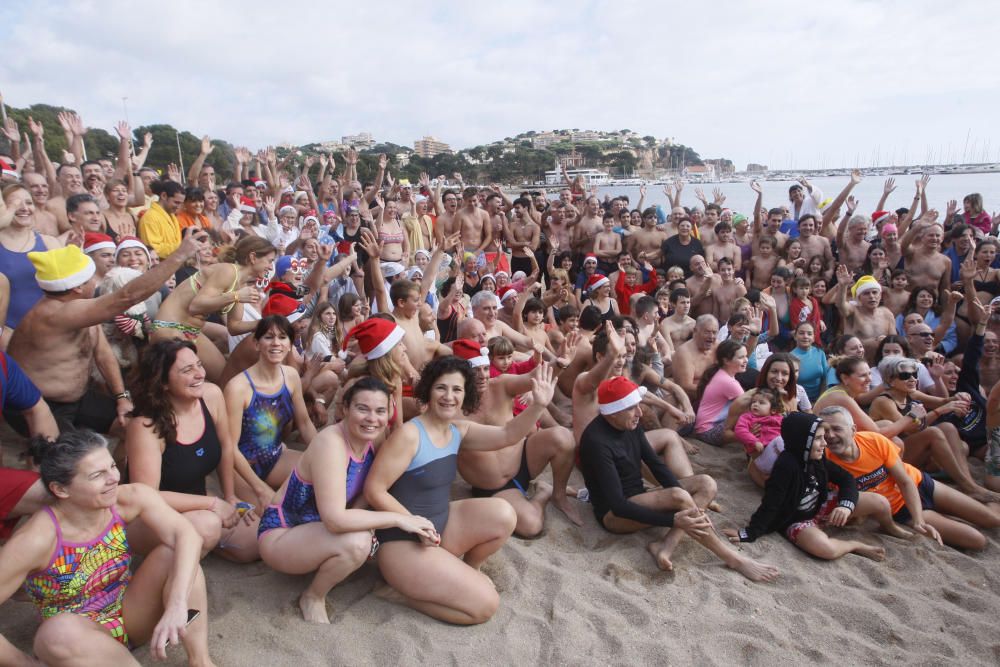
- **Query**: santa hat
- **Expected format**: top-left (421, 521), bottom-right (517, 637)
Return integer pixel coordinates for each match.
top-left (0, 158), bottom-right (18, 179)
top-left (114, 236), bottom-right (150, 261)
top-left (239, 196), bottom-right (257, 213)
top-left (340, 318), bottom-right (405, 360)
top-left (480, 273), bottom-right (496, 284)
top-left (29, 245), bottom-right (96, 291)
top-left (500, 288), bottom-right (518, 303)
top-left (452, 339), bottom-right (490, 367)
top-left (871, 210), bottom-right (891, 225)
top-left (381, 262), bottom-right (405, 278)
top-left (495, 270), bottom-right (510, 280)
top-left (83, 232), bottom-right (115, 254)
top-left (585, 273), bottom-right (609, 292)
top-left (583, 254), bottom-right (598, 266)
top-left (262, 293), bottom-right (306, 323)
top-left (597, 376), bottom-right (647, 415)
top-left (851, 275), bottom-right (882, 298)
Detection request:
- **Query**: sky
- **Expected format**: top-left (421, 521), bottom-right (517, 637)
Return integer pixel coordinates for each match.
top-left (1, 0), bottom-right (998, 170)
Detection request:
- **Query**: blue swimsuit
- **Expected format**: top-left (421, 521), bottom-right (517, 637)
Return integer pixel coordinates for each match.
top-left (238, 368), bottom-right (294, 480)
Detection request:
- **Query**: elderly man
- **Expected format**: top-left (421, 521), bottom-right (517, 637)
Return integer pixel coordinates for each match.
top-left (672, 314), bottom-right (720, 401)
top-left (470, 291), bottom-right (558, 364)
top-left (578, 375), bottom-right (779, 580)
top-left (835, 270), bottom-right (897, 362)
top-left (820, 405), bottom-right (1000, 550)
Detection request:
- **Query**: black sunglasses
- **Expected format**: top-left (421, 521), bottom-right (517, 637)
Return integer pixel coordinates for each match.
top-left (897, 371), bottom-right (918, 381)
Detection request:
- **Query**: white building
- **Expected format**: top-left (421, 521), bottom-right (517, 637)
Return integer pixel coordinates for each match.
top-left (342, 132), bottom-right (375, 148)
top-left (545, 167), bottom-right (609, 186)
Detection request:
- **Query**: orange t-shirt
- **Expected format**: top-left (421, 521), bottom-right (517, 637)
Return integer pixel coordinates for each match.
top-left (826, 431), bottom-right (922, 513)
top-left (177, 211), bottom-right (212, 230)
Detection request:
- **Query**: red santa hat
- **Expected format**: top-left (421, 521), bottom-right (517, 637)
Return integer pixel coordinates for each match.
top-left (583, 253), bottom-right (599, 266)
top-left (239, 196), bottom-right (257, 213)
top-left (340, 318), bottom-right (405, 360)
top-left (83, 232), bottom-right (115, 254)
top-left (585, 273), bottom-right (609, 292)
top-left (114, 236), bottom-right (150, 261)
top-left (262, 293), bottom-right (305, 323)
top-left (451, 338), bottom-right (490, 367)
top-left (597, 376), bottom-right (647, 415)
top-left (499, 288), bottom-right (518, 303)
top-left (871, 210), bottom-right (891, 226)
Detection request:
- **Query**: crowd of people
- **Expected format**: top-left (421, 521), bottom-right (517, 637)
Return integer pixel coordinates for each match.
top-left (0, 112), bottom-right (999, 665)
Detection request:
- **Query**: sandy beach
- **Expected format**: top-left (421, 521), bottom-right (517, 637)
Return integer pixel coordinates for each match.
top-left (3, 433), bottom-right (999, 666)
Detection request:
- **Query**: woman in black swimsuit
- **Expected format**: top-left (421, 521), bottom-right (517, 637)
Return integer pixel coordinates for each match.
top-left (126, 339), bottom-right (263, 562)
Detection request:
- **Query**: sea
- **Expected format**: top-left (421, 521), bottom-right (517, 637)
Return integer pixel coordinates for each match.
top-left (593, 173), bottom-right (1000, 218)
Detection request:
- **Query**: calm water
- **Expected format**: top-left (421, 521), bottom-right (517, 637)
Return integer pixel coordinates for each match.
top-left (596, 173), bottom-right (1000, 218)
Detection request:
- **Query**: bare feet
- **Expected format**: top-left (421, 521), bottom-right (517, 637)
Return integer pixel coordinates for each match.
top-left (551, 492), bottom-right (583, 526)
top-left (374, 581), bottom-right (407, 604)
top-left (683, 440), bottom-right (700, 455)
top-left (647, 540), bottom-right (674, 571)
top-left (729, 556), bottom-right (780, 582)
top-left (707, 500), bottom-right (723, 513)
top-left (298, 592), bottom-right (330, 624)
top-left (966, 486), bottom-right (1000, 505)
top-left (853, 543), bottom-right (887, 561)
top-left (882, 522), bottom-right (913, 540)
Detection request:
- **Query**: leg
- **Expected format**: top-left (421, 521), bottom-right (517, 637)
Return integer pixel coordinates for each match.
top-left (930, 482), bottom-right (1000, 529)
top-left (264, 447), bottom-right (302, 489)
top-left (933, 422), bottom-right (1000, 502)
top-left (259, 525), bottom-right (371, 623)
top-left (523, 426), bottom-right (582, 526)
top-left (917, 510), bottom-right (987, 550)
top-left (851, 492), bottom-right (912, 539)
top-left (493, 486), bottom-right (551, 539)
top-left (121, 543), bottom-right (213, 667)
top-left (440, 497), bottom-right (517, 568)
top-left (792, 525), bottom-right (886, 561)
top-left (8, 477), bottom-right (47, 518)
top-left (376, 540), bottom-right (501, 625)
top-left (34, 614), bottom-right (138, 666)
top-left (126, 511), bottom-right (221, 557)
top-left (215, 513), bottom-right (262, 563)
top-left (645, 428), bottom-right (695, 478)
top-left (195, 334), bottom-right (226, 385)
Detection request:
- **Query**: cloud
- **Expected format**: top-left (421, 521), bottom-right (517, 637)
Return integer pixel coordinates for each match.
top-left (1, 0), bottom-right (998, 169)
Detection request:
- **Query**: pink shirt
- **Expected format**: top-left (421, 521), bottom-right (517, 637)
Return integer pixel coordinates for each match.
top-left (734, 412), bottom-right (784, 455)
top-left (695, 371), bottom-right (744, 434)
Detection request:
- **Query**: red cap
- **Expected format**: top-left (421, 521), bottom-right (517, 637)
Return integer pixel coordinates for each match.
top-left (597, 376), bottom-right (647, 415)
top-left (340, 318), bottom-right (405, 360)
top-left (452, 339), bottom-right (490, 367)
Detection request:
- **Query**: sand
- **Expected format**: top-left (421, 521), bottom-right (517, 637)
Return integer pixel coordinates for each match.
top-left (3, 437), bottom-right (1000, 666)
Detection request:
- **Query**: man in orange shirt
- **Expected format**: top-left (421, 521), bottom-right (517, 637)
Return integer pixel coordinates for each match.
top-left (820, 406), bottom-right (1000, 550)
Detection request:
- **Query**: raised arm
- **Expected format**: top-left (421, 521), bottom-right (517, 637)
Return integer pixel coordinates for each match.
top-left (824, 170), bottom-right (862, 231)
top-left (459, 364), bottom-right (556, 450)
top-left (875, 177), bottom-right (895, 213)
top-left (186, 136), bottom-right (214, 184)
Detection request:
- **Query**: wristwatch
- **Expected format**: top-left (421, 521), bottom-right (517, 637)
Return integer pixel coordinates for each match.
top-left (115, 390), bottom-right (132, 402)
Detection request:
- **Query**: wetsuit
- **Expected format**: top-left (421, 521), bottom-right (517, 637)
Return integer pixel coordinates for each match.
top-left (376, 417), bottom-right (460, 543)
top-left (23, 507), bottom-right (132, 647)
top-left (159, 399), bottom-right (222, 495)
top-left (238, 368), bottom-right (294, 479)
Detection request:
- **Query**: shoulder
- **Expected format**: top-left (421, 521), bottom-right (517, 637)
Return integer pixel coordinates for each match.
top-left (39, 234), bottom-right (62, 249)
top-left (3, 510), bottom-right (58, 571)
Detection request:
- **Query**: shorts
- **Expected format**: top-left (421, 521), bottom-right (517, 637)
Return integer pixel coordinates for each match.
top-left (510, 255), bottom-right (534, 276)
top-left (4, 390), bottom-right (117, 436)
top-left (0, 467), bottom-right (39, 539)
top-left (784, 491), bottom-right (841, 544)
top-left (695, 423), bottom-right (726, 447)
top-left (891, 473), bottom-right (936, 524)
top-left (470, 441), bottom-right (531, 498)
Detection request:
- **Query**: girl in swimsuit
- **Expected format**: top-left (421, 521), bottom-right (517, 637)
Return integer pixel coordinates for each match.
top-left (584, 278), bottom-right (619, 322)
top-left (126, 340), bottom-right (265, 563)
top-left (102, 179), bottom-right (137, 241)
top-left (0, 185), bottom-right (60, 331)
top-left (224, 315), bottom-right (317, 500)
top-left (364, 356), bottom-right (558, 625)
top-left (376, 198), bottom-right (409, 264)
top-left (0, 430), bottom-right (212, 665)
top-left (257, 377), bottom-right (437, 624)
top-left (152, 235), bottom-right (274, 382)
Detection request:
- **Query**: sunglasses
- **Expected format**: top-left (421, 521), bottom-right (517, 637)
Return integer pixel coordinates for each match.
top-left (913, 332), bottom-right (934, 338)
top-left (896, 371), bottom-right (918, 381)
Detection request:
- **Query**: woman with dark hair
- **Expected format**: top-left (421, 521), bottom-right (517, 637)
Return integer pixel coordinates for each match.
top-left (102, 178), bottom-right (137, 241)
top-left (126, 339), bottom-right (264, 562)
top-left (0, 430), bottom-right (212, 664)
top-left (258, 377), bottom-right (436, 624)
top-left (895, 286), bottom-right (959, 355)
top-left (860, 242), bottom-right (891, 286)
top-left (693, 340), bottom-right (748, 446)
top-left (152, 235), bottom-right (276, 381)
top-left (364, 356), bottom-right (557, 625)
top-left (177, 187), bottom-right (209, 231)
top-left (762, 266), bottom-right (794, 349)
top-left (224, 315), bottom-right (318, 500)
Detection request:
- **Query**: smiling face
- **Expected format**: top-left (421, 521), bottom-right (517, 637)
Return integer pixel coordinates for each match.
top-left (167, 347), bottom-right (206, 401)
top-left (4, 188), bottom-right (35, 228)
top-left (890, 363), bottom-right (920, 393)
top-left (428, 371), bottom-right (467, 420)
top-left (795, 324), bottom-right (815, 349)
top-left (842, 362), bottom-right (872, 395)
top-left (605, 403), bottom-right (643, 431)
top-left (256, 325), bottom-right (291, 364)
top-left (346, 389), bottom-right (390, 443)
top-left (52, 447), bottom-right (121, 507)
top-left (117, 247), bottom-right (149, 272)
top-left (821, 413), bottom-right (854, 457)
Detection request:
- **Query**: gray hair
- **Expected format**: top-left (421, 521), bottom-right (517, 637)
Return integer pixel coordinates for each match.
top-left (877, 354), bottom-right (918, 384)
top-left (695, 314), bottom-right (719, 330)
top-left (848, 214), bottom-right (870, 229)
top-left (817, 405), bottom-right (853, 425)
top-left (470, 291), bottom-right (499, 310)
top-left (28, 430), bottom-right (110, 495)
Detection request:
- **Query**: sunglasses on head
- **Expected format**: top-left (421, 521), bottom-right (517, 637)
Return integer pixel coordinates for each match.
top-left (897, 371), bottom-right (918, 381)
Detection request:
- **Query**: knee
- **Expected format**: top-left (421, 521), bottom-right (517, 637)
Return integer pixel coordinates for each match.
top-left (665, 486), bottom-right (695, 507)
top-left (464, 587), bottom-right (500, 625)
top-left (34, 615), bottom-right (87, 661)
top-left (340, 531), bottom-right (373, 567)
top-left (494, 500), bottom-right (518, 537)
top-left (515, 509), bottom-right (545, 538)
top-left (553, 426), bottom-right (574, 453)
top-left (692, 474), bottom-right (717, 499)
top-left (186, 510), bottom-right (223, 551)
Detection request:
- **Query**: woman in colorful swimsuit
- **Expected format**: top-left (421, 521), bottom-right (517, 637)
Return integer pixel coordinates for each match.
top-left (257, 377), bottom-right (436, 624)
top-left (224, 315), bottom-right (317, 499)
top-left (364, 356), bottom-right (557, 625)
top-left (151, 235), bottom-right (274, 382)
top-left (0, 430), bottom-right (211, 665)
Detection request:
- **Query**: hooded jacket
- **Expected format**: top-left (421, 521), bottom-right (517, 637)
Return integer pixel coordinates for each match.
top-left (738, 412), bottom-right (858, 542)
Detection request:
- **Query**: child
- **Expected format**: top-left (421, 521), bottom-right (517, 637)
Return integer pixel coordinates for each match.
top-left (747, 235), bottom-right (780, 290)
top-left (614, 262), bottom-right (657, 316)
top-left (790, 321), bottom-right (829, 403)
top-left (594, 213), bottom-right (622, 276)
top-left (734, 388), bottom-right (784, 457)
top-left (962, 192), bottom-right (991, 235)
top-left (488, 335), bottom-right (539, 378)
top-left (882, 269), bottom-right (911, 316)
top-left (789, 276), bottom-right (823, 345)
top-left (705, 221), bottom-right (742, 273)
top-left (779, 238), bottom-right (806, 275)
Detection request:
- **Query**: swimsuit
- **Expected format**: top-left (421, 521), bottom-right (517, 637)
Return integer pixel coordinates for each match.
top-left (0, 232), bottom-right (46, 328)
top-left (238, 368), bottom-right (294, 480)
top-left (379, 223), bottom-right (406, 245)
top-left (149, 320), bottom-right (202, 341)
top-left (23, 507), bottom-right (132, 647)
top-left (159, 398), bottom-right (222, 496)
top-left (470, 439), bottom-right (532, 498)
top-left (189, 264), bottom-right (241, 316)
top-left (376, 417), bottom-right (460, 544)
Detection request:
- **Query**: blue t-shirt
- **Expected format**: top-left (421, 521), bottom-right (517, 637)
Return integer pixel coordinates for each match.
top-left (791, 346), bottom-right (829, 403)
top-left (1, 352), bottom-right (42, 412)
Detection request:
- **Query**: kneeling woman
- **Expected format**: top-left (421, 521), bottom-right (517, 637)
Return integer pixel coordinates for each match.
top-left (0, 431), bottom-right (211, 666)
top-left (257, 377), bottom-right (437, 624)
top-left (724, 413), bottom-right (907, 561)
top-left (225, 316), bottom-right (318, 499)
top-left (364, 356), bottom-right (557, 625)
top-left (127, 340), bottom-right (264, 563)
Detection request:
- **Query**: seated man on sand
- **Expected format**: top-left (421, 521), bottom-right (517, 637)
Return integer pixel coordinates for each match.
top-left (723, 412), bottom-right (911, 561)
top-left (579, 376), bottom-right (779, 581)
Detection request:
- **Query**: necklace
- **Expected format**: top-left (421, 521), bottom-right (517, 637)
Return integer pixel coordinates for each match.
top-left (2, 228), bottom-right (35, 253)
